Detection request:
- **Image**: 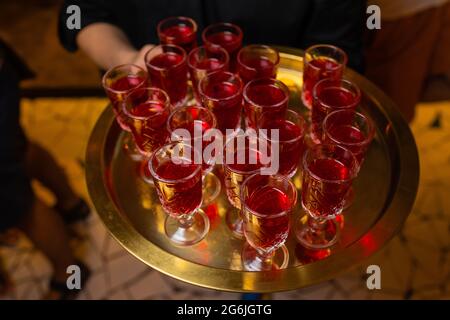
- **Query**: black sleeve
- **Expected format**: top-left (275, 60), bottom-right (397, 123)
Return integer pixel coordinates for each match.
top-left (300, 0), bottom-right (367, 73)
top-left (0, 44), bottom-right (35, 227)
top-left (58, 0), bottom-right (117, 52)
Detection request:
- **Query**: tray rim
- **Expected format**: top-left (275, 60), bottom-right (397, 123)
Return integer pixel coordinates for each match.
top-left (85, 47), bottom-right (420, 293)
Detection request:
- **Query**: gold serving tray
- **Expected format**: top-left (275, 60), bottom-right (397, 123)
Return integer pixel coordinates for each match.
top-left (86, 47), bottom-right (419, 292)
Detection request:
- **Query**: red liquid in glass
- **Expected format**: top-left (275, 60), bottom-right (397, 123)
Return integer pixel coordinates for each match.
top-left (110, 75), bottom-right (145, 92)
top-left (129, 101), bottom-right (169, 155)
top-left (239, 57), bottom-right (276, 83)
top-left (224, 148), bottom-right (266, 208)
top-left (148, 52), bottom-right (188, 106)
top-left (203, 81), bottom-right (242, 133)
top-left (205, 32), bottom-right (242, 71)
top-left (328, 125), bottom-right (366, 164)
top-left (263, 119), bottom-right (304, 176)
top-left (154, 161), bottom-right (202, 216)
top-left (107, 75), bottom-right (146, 130)
top-left (245, 186), bottom-right (290, 250)
top-left (175, 120), bottom-right (214, 171)
top-left (190, 58), bottom-right (225, 100)
top-left (312, 87), bottom-right (357, 143)
top-left (195, 58), bottom-right (223, 71)
top-left (244, 84), bottom-right (288, 129)
top-left (206, 32), bottom-right (241, 55)
top-left (159, 25), bottom-right (197, 53)
top-left (302, 57), bottom-right (343, 108)
top-left (302, 158), bottom-right (351, 219)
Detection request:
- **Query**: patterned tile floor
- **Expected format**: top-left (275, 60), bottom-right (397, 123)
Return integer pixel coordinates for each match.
top-left (0, 98), bottom-right (449, 300)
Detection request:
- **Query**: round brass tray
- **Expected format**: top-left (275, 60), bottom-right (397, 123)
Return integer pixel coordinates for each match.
top-left (86, 47), bottom-right (419, 292)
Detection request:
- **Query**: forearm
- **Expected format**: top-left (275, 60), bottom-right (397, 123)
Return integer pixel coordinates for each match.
top-left (76, 22), bottom-right (137, 70)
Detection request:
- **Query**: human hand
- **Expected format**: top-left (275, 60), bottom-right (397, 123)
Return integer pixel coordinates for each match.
top-left (127, 44), bottom-right (155, 70)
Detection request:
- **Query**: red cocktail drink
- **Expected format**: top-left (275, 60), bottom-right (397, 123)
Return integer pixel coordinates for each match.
top-left (237, 45), bottom-right (279, 83)
top-left (311, 78), bottom-right (360, 144)
top-left (153, 160), bottom-right (202, 215)
top-left (302, 44), bottom-right (347, 109)
top-left (244, 78), bottom-right (289, 129)
top-left (259, 109), bottom-right (305, 177)
top-left (323, 109), bottom-right (375, 168)
top-left (102, 64), bottom-right (148, 131)
top-left (188, 46), bottom-right (229, 102)
top-left (241, 174), bottom-right (297, 271)
top-left (145, 44), bottom-right (188, 108)
top-left (296, 144), bottom-right (358, 250)
top-left (157, 16), bottom-right (198, 53)
top-left (223, 135), bottom-right (270, 237)
top-left (199, 71), bottom-right (243, 134)
top-left (149, 142), bottom-right (209, 246)
top-left (123, 87), bottom-right (171, 157)
top-left (202, 23), bottom-right (243, 72)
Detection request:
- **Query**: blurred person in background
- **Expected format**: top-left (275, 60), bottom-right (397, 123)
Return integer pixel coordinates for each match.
top-left (0, 256), bottom-right (12, 295)
top-left (0, 39), bottom-right (90, 299)
top-left (365, 0), bottom-right (450, 122)
top-left (58, 0), bottom-right (366, 72)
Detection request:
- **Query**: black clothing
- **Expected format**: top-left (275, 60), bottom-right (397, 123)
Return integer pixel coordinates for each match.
top-left (0, 40), bottom-right (34, 231)
top-left (58, 0), bottom-right (366, 72)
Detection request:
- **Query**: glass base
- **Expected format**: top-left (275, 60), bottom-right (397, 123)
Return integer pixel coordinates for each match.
top-left (122, 134), bottom-right (144, 162)
top-left (241, 242), bottom-right (289, 271)
top-left (201, 172), bottom-right (221, 207)
top-left (164, 209), bottom-right (210, 246)
top-left (295, 216), bottom-right (340, 250)
top-left (225, 208), bottom-right (244, 239)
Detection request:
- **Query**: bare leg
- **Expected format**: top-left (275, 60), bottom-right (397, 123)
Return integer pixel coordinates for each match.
top-left (17, 199), bottom-right (76, 283)
top-left (25, 142), bottom-right (79, 211)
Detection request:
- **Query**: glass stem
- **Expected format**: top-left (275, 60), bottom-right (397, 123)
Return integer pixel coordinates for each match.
top-left (255, 248), bottom-right (275, 266)
top-left (178, 213), bottom-right (195, 228)
top-left (308, 216), bottom-right (327, 233)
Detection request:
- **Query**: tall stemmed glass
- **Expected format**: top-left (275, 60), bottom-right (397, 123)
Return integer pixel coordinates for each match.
top-left (243, 78), bottom-right (289, 129)
top-left (188, 46), bottom-right (229, 103)
top-left (223, 134), bottom-right (270, 238)
top-left (149, 142), bottom-right (209, 246)
top-left (241, 174), bottom-right (297, 271)
top-left (102, 64), bottom-right (148, 160)
top-left (323, 109), bottom-right (375, 168)
top-left (202, 22), bottom-right (243, 72)
top-left (157, 16), bottom-right (198, 53)
top-left (145, 44), bottom-right (188, 108)
top-left (311, 78), bottom-right (361, 144)
top-left (302, 44), bottom-right (347, 109)
top-left (167, 105), bottom-right (221, 206)
top-left (323, 109), bottom-right (375, 207)
top-left (198, 71), bottom-right (243, 134)
top-left (122, 87), bottom-right (171, 183)
top-left (237, 45), bottom-right (279, 84)
top-left (258, 109), bottom-right (306, 178)
top-left (295, 144), bottom-right (358, 249)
